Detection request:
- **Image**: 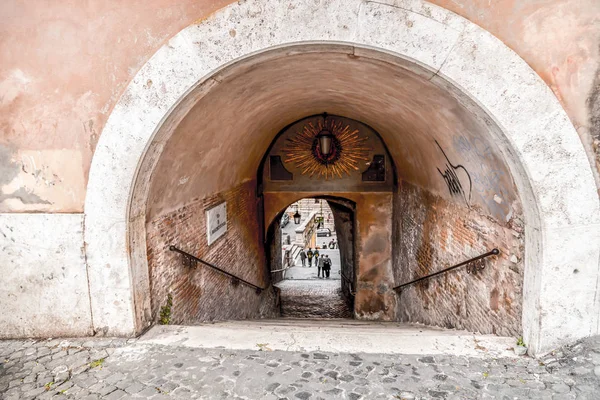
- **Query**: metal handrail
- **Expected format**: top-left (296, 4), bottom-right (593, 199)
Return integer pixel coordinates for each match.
top-left (271, 254), bottom-right (296, 274)
top-left (392, 248), bottom-right (500, 292)
top-left (169, 245), bottom-right (265, 293)
top-left (340, 272), bottom-right (352, 284)
top-left (340, 272), bottom-right (356, 296)
top-left (270, 266), bottom-right (292, 273)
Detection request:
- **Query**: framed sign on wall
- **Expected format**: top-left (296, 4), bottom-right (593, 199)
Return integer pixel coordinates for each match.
top-left (206, 202), bottom-right (227, 246)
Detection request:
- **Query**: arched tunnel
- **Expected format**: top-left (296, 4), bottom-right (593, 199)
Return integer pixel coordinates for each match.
top-left (137, 44), bottom-right (524, 337)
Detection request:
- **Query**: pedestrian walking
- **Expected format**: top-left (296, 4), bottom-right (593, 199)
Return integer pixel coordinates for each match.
top-left (300, 249), bottom-right (307, 267)
top-left (314, 248), bottom-right (320, 270)
top-left (318, 254), bottom-right (325, 278)
top-left (323, 255), bottom-right (332, 278)
top-left (307, 248), bottom-right (314, 267)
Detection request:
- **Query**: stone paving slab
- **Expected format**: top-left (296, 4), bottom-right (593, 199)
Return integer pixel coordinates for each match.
top-left (144, 321), bottom-right (517, 358)
top-left (1, 334), bottom-right (600, 399)
top-left (276, 280), bottom-right (342, 292)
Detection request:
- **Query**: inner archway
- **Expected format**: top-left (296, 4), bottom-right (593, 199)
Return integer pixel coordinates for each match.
top-left (268, 197), bottom-right (355, 319)
top-left (260, 114), bottom-right (397, 321)
top-left (84, 0), bottom-right (600, 355)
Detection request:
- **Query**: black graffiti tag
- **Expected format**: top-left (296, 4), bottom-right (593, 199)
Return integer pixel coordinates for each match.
top-left (439, 166), bottom-right (463, 195)
top-left (435, 140), bottom-right (472, 206)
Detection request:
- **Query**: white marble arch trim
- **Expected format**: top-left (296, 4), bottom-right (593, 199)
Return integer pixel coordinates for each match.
top-left (84, 0), bottom-right (600, 354)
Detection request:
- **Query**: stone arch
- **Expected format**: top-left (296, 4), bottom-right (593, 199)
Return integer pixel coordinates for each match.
top-left (84, 0), bottom-right (600, 354)
top-left (266, 195), bottom-right (357, 317)
top-left (265, 196), bottom-right (355, 271)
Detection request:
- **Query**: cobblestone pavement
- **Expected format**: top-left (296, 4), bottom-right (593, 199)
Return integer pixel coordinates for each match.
top-left (2, 334), bottom-right (600, 399)
top-left (275, 280), bottom-right (351, 318)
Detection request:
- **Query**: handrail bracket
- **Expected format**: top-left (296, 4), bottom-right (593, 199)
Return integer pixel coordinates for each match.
top-left (180, 253), bottom-right (198, 269)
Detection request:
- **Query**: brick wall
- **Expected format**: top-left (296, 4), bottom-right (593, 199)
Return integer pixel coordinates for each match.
top-left (146, 180), bottom-right (278, 325)
top-left (393, 182), bottom-right (524, 336)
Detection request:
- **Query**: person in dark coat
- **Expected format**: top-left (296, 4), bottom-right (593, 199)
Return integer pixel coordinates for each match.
top-left (307, 248), bottom-right (314, 267)
top-left (317, 254), bottom-right (325, 278)
top-left (323, 255), bottom-right (332, 278)
top-left (300, 249), bottom-right (307, 267)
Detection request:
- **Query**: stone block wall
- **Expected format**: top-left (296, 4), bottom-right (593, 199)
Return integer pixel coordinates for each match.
top-left (0, 214), bottom-right (93, 338)
top-left (328, 200), bottom-right (356, 310)
top-left (268, 216), bottom-right (284, 284)
top-left (295, 198), bottom-right (335, 232)
top-left (393, 183), bottom-right (524, 336)
top-left (146, 180), bottom-right (278, 325)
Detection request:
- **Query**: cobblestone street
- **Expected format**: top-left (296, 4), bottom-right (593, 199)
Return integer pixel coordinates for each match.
top-left (2, 333), bottom-right (600, 399)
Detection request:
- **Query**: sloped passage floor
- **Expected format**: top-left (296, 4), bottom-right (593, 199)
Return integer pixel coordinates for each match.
top-left (276, 280), bottom-right (352, 319)
top-left (140, 320), bottom-right (517, 358)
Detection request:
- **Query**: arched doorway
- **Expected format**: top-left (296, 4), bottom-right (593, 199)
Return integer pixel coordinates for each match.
top-left (83, 0), bottom-right (600, 355)
top-left (267, 197), bottom-right (356, 319)
top-left (260, 114), bottom-right (396, 320)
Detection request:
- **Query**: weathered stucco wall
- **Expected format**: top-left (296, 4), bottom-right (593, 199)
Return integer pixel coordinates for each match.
top-left (0, 0), bottom-right (231, 212)
top-left (0, 214), bottom-right (92, 338)
top-left (433, 0), bottom-right (600, 184)
top-left (1, 0), bottom-right (598, 214)
top-left (146, 180), bottom-right (278, 324)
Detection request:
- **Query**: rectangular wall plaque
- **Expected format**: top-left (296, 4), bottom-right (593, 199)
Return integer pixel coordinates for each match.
top-left (206, 202), bottom-right (227, 246)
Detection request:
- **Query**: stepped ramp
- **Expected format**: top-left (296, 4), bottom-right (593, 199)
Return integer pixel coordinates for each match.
top-left (275, 279), bottom-right (352, 319)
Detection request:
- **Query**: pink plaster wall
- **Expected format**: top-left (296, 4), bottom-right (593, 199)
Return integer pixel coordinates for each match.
top-left (0, 0), bottom-right (230, 212)
top-left (432, 0), bottom-right (600, 184)
top-left (1, 0), bottom-right (598, 212)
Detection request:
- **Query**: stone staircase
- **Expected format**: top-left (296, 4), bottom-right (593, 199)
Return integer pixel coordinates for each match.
top-left (275, 279), bottom-right (352, 319)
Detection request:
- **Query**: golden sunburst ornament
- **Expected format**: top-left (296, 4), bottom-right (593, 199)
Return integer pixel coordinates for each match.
top-left (283, 116), bottom-right (371, 179)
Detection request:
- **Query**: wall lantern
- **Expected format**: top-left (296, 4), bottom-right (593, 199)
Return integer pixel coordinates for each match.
top-left (293, 205), bottom-right (301, 224)
top-left (317, 113), bottom-right (334, 156)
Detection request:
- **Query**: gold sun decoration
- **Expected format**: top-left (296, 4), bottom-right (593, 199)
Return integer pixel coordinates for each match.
top-left (283, 119), bottom-right (370, 180)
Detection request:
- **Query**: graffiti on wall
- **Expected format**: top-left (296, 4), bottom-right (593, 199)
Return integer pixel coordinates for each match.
top-left (451, 136), bottom-right (512, 222)
top-left (435, 140), bottom-right (472, 207)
